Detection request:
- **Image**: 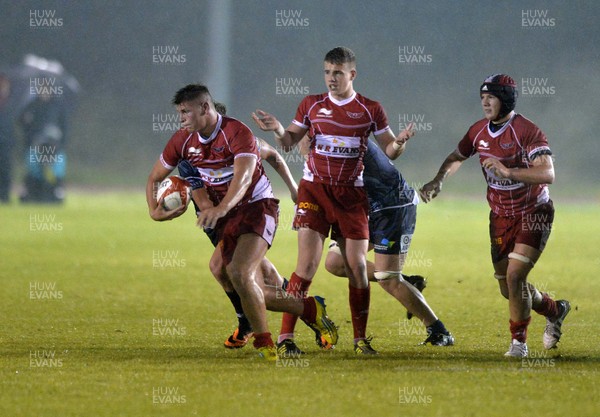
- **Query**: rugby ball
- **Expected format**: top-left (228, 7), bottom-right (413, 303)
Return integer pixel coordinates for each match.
top-left (156, 176), bottom-right (192, 210)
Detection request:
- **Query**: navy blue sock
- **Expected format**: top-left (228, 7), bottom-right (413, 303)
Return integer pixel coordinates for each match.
top-left (225, 290), bottom-right (252, 333)
top-left (426, 319), bottom-right (448, 335)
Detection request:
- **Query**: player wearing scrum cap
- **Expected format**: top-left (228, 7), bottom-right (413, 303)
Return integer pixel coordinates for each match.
top-left (420, 74), bottom-right (570, 358)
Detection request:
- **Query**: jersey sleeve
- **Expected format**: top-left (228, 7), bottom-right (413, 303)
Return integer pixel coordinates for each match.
top-left (292, 96), bottom-right (312, 129)
top-left (456, 123), bottom-right (480, 158)
top-left (524, 122), bottom-right (551, 161)
top-left (371, 102), bottom-right (390, 136)
top-left (229, 123), bottom-right (259, 160)
top-left (456, 134), bottom-right (475, 158)
top-left (160, 131), bottom-right (185, 169)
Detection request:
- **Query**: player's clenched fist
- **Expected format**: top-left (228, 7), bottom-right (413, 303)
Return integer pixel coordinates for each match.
top-left (482, 157), bottom-right (511, 179)
top-left (419, 180), bottom-right (442, 203)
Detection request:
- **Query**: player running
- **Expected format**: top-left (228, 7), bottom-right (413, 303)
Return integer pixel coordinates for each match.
top-left (252, 46), bottom-right (415, 355)
top-left (146, 85), bottom-right (337, 360)
top-left (325, 139), bottom-right (454, 347)
top-left (178, 102), bottom-right (334, 352)
top-left (420, 74), bottom-right (570, 358)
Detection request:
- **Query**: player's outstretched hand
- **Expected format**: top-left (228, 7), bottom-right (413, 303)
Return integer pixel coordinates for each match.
top-left (419, 180), bottom-right (442, 203)
top-left (396, 122), bottom-right (416, 146)
top-left (150, 197), bottom-right (187, 221)
top-left (252, 109), bottom-right (280, 132)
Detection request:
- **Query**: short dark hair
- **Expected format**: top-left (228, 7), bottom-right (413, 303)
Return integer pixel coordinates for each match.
top-left (172, 84), bottom-right (212, 105)
top-left (324, 47), bottom-right (356, 66)
top-left (214, 101), bottom-right (227, 115)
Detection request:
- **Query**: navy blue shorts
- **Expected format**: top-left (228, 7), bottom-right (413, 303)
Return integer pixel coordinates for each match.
top-left (204, 227), bottom-right (220, 247)
top-left (370, 204), bottom-right (416, 255)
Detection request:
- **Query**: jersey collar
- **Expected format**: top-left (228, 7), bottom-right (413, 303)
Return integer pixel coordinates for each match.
top-left (487, 112), bottom-right (516, 138)
top-left (328, 91), bottom-right (356, 106)
top-left (198, 113), bottom-right (223, 144)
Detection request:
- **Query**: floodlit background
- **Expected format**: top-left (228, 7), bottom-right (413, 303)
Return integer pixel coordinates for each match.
top-left (1, 0), bottom-right (599, 196)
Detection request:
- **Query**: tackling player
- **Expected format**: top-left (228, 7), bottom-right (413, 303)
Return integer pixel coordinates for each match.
top-left (146, 85), bottom-right (336, 360)
top-left (420, 74), bottom-right (570, 357)
top-left (253, 46), bottom-right (415, 355)
top-left (325, 139), bottom-right (454, 346)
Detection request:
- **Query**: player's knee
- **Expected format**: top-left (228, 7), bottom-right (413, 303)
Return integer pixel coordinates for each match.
top-left (495, 274), bottom-right (509, 299)
top-left (328, 241), bottom-right (342, 256)
top-left (348, 262), bottom-right (367, 281)
top-left (324, 254), bottom-right (345, 277)
top-left (225, 267), bottom-right (251, 293)
top-left (209, 258), bottom-right (227, 285)
top-left (259, 259), bottom-right (279, 287)
top-left (324, 242), bottom-right (345, 276)
top-left (505, 269), bottom-right (528, 292)
top-left (298, 259), bottom-right (321, 279)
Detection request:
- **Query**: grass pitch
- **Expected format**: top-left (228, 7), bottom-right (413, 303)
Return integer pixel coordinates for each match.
top-left (1, 192), bottom-right (599, 417)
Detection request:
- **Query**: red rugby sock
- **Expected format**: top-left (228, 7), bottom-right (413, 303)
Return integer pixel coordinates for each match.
top-left (253, 332), bottom-right (274, 349)
top-left (509, 317), bottom-right (531, 343)
top-left (349, 284), bottom-right (370, 340)
top-left (532, 292), bottom-right (559, 318)
top-left (279, 273), bottom-right (312, 342)
top-left (300, 297), bottom-right (317, 323)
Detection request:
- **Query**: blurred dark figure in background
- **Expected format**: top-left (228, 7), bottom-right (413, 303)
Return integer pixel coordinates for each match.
top-left (0, 74), bottom-right (16, 203)
top-left (18, 92), bottom-right (68, 203)
top-left (0, 54), bottom-right (78, 204)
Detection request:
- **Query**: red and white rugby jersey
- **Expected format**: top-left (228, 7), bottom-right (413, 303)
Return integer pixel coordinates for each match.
top-left (160, 114), bottom-right (274, 206)
top-left (293, 91), bottom-right (390, 186)
top-left (457, 113), bottom-right (552, 217)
